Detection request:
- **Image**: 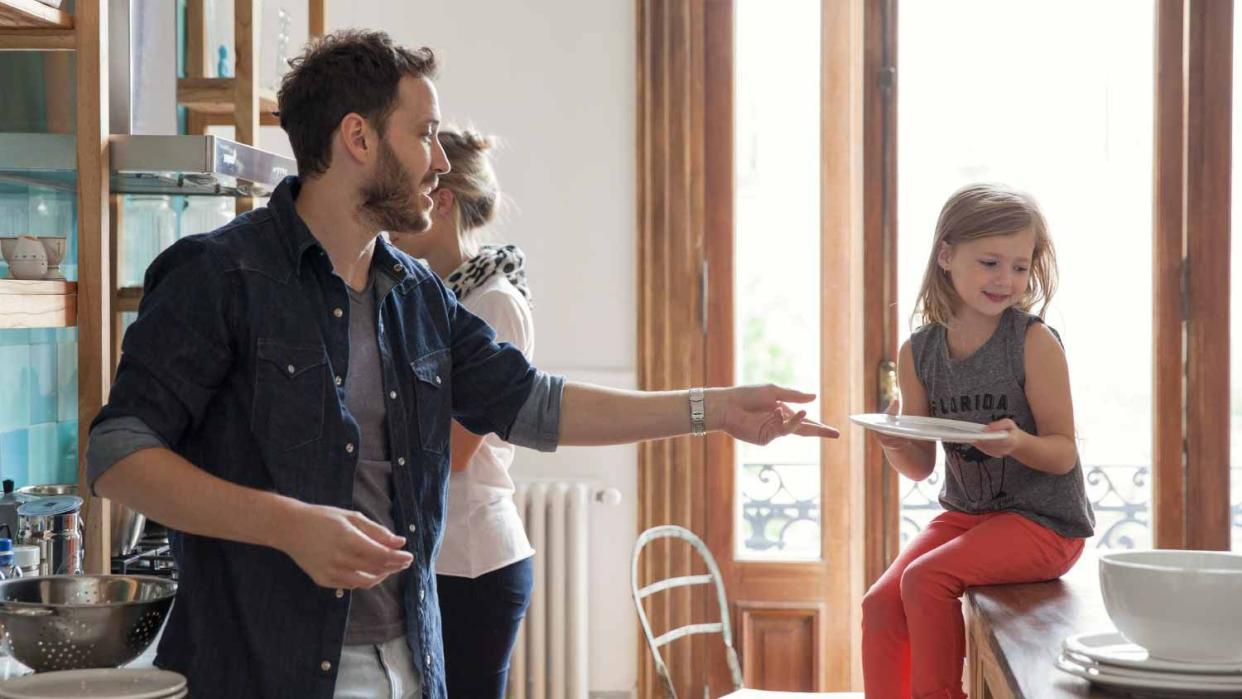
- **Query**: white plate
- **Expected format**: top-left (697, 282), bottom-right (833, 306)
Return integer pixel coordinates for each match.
top-left (848, 414), bottom-right (1007, 443)
top-left (1063, 650), bottom-right (1242, 686)
top-left (1056, 653), bottom-right (1242, 693)
top-left (1065, 632), bottom-right (1242, 675)
top-left (0, 668), bottom-right (187, 699)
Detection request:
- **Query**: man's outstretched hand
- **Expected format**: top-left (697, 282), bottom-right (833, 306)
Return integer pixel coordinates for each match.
top-left (710, 384), bottom-right (840, 445)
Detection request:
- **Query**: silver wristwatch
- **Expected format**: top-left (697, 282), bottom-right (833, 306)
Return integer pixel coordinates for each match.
top-left (689, 387), bottom-right (706, 436)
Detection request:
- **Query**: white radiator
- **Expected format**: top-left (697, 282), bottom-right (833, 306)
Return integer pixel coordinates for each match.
top-left (509, 480), bottom-right (594, 699)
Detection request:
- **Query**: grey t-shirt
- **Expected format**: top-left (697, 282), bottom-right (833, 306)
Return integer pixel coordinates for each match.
top-left (909, 307), bottom-right (1095, 538)
top-left (341, 276), bottom-right (405, 644)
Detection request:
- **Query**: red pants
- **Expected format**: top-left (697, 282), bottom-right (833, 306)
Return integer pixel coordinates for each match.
top-left (861, 510), bottom-right (1084, 699)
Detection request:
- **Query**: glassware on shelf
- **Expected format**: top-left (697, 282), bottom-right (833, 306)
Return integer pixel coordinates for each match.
top-left (121, 196), bottom-right (176, 289)
top-left (29, 191), bottom-right (74, 280)
top-left (177, 197), bottom-right (236, 239)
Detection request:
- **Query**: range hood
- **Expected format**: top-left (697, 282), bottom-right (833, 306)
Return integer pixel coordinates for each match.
top-left (0, 133), bottom-right (295, 197)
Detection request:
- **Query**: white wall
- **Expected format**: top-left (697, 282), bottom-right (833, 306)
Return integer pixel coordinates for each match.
top-left (315, 2), bottom-right (640, 693)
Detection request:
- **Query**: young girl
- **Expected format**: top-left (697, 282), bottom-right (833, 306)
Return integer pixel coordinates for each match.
top-left (862, 183), bottom-right (1094, 699)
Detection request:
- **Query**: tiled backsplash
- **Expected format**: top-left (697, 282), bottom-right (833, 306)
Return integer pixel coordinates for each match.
top-left (0, 328), bottom-right (79, 488)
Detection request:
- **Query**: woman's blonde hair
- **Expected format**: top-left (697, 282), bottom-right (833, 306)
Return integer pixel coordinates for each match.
top-left (913, 183), bottom-right (1058, 328)
top-left (437, 126), bottom-right (502, 233)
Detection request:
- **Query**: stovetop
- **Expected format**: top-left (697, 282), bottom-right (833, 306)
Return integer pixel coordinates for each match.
top-left (111, 525), bottom-right (177, 580)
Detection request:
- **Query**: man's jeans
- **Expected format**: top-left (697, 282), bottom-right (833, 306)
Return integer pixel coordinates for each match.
top-left (334, 637), bottom-right (422, 699)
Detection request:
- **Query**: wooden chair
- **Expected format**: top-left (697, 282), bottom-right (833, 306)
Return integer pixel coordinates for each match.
top-left (631, 525), bottom-right (861, 699)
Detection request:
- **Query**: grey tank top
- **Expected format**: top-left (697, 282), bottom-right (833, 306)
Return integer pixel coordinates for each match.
top-left (909, 307), bottom-right (1095, 538)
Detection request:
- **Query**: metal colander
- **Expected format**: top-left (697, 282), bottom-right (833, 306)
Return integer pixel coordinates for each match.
top-left (0, 575), bottom-right (176, 672)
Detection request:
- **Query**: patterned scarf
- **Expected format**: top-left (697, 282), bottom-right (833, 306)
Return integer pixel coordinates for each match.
top-left (444, 244), bottom-right (532, 305)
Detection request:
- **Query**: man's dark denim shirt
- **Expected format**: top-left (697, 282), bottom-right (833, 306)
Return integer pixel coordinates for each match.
top-left (86, 177), bottom-right (561, 698)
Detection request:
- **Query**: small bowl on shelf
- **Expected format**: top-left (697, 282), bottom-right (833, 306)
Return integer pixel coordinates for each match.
top-left (0, 236), bottom-right (48, 280)
top-left (37, 237), bottom-right (67, 280)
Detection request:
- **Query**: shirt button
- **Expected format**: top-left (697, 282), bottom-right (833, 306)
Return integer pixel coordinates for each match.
top-left (335, 375), bottom-right (343, 386)
top-left (389, 390), bottom-right (397, 399)
top-left (286, 364), bottom-right (295, 374)
top-left (434, 375), bottom-right (442, 385)
top-left (397, 457), bottom-right (406, 466)
top-left (333, 307), bottom-right (343, 318)
top-left (425, 653), bottom-right (431, 667)
top-left (345, 443), bottom-right (355, 454)
top-left (321, 661), bottom-right (332, 672)
top-left (419, 587), bottom-right (425, 601)
top-left (408, 523), bottom-right (416, 534)
top-left (393, 263), bottom-right (404, 273)
top-left (335, 589), bottom-right (344, 598)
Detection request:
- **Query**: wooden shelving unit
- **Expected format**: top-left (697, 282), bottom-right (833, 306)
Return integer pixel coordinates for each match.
top-left (0, 0), bottom-right (112, 572)
top-left (1, 0), bottom-right (324, 576)
top-left (0, 278), bottom-right (77, 328)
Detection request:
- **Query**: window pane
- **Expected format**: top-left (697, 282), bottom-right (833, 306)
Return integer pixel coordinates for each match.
top-left (897, 1), bottom-right (1155, 550)
top-left (734, 0), bottom-right (821, 560)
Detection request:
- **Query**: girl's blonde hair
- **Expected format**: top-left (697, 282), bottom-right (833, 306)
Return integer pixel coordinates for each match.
top-left (437, 126), bottom-right (502, 233)
top-left (913, 183), bottom-right (1058, 328)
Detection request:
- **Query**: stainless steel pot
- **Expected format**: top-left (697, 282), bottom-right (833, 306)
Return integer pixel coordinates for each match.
top-left (17, 484), bottom-right (147, 557)
top-left (18, 496), bottom-right (83, 576)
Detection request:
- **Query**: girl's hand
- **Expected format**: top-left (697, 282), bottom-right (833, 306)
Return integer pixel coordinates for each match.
top-left (977, 418), bottom-right (1026, 458)
top-left (874, 395), bottom-right (916, 452)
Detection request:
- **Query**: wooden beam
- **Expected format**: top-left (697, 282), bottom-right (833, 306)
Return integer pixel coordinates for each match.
top-left (1184, 0), bottom-right (1233, 551)
top-left (1151, 0), bottom-right (1186, 550)
top-left (309, 0), bottom-right (325, 38)
top-left (0, 28), bottom-right (74, 49)
top-left (861, 0), bottom-right (897, 591)
top-left (822, 0), bottom-right (868, 690)
top-left (185, 0), bottom-right (205, 78)
top-left (234, 0), bottom-right (259, 214)
top-left (75, 0), bottom-right (112, 575)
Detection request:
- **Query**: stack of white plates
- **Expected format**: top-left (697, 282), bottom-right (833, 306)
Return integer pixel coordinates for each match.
top-left (0, 669), bottom-right (187, 699)
top-left (1057, 632), bottom-right (1242, 695)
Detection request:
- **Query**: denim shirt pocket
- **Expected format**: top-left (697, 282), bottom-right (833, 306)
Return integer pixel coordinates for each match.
top-left (252, 340), bottom-right (327, 450)
top-left (411, 348), bottom-right (451, 454)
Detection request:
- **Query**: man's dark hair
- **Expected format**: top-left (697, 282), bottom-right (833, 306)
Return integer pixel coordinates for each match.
top-left (277, 30), bottom-right (437, 177)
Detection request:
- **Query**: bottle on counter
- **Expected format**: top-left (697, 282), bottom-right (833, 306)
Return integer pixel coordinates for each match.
top-left (0, 539), bottom-right (17, 580)
top-left (0, 481), bottom-right (24, 547)
top-left (12, 545), bottom-right (38, 578)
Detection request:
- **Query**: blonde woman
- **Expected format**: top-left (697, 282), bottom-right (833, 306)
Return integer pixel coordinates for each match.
top-left (389, 127), bottom-right (534, 698)
top-left (861, 184), bottom-right (1094, 699)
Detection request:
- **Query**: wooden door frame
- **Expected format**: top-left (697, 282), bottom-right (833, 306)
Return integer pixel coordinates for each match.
top-left (1152, 0), bottom-right (1234, 551)
top-left (637, 0), bottom-right (890, 692)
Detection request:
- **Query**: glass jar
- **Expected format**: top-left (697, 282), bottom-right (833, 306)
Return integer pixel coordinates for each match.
top-left (121, 196), bottom-right (176, 288)
top-left (178, 196), bottom-right (236, 239)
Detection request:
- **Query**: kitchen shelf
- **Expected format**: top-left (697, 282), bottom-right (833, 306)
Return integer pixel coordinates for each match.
top-left (0, 0), bottom-right (72, 31)
top-left (0, 132), bottom-right (296, 197)
top-left (0, 278), bottom-right (76, 328)
top-left (177, 78), bottom-right (281, 126)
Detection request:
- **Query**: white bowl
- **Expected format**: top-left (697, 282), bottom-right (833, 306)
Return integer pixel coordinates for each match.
top-left (1099, 550), bottom-right (1242, 663)
top-left (3, 235), bottom-right (47, 280)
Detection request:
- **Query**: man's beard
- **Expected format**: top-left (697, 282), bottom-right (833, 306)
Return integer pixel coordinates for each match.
top-left (358, 139), bottom-right (433, 233)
